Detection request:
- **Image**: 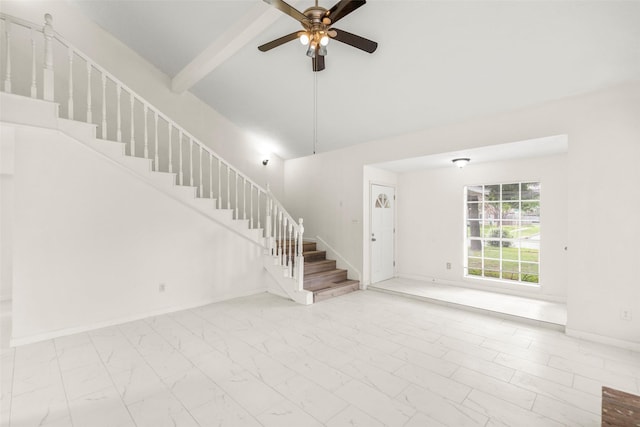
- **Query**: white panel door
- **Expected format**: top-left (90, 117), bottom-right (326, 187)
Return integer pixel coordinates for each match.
top-left (371, 184), bottom-right (395, 283)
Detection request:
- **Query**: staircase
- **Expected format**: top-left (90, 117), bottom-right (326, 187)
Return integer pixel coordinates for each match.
top-left (281, 240), bottom-right (359, 302)
top-left (0, 11), bottom-right (358, 306)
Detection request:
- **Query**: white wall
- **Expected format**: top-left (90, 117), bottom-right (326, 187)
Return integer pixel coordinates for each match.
top-left (285, 80), bottom-right (640, 346)
top-left (0, 126), bottom-right (15, 301)
top-left (0, 1), bottom-right (284, 199)
top-left (396, 154), bottom-right (568, 301)
top-left (7, 124), bottom-right (269, 345)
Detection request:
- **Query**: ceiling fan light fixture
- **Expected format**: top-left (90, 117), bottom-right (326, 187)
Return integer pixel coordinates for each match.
top-left (318, 44), bottom-right (327, 56)
top-left (299, 33), bottom-right (310, 45)
top-left (306, 43), bottom-right (317, 58)
top-left (319, 34), bottom-right (329, 46)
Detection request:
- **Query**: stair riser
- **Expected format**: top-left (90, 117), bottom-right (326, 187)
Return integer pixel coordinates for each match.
top-left (314, 283), bottom-right (359, 303)
top-left (304, 260), bottom-right (336, 275)
top-left (304, 270), bottom-right (348, 287)
top-left (304, 251), bottom-right (326, 262)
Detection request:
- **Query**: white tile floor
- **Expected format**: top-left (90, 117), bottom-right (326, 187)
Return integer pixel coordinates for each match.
top-left (1, 290), bottom-right (639, 426)
top-left (370, 278), bottom-right (568, 328)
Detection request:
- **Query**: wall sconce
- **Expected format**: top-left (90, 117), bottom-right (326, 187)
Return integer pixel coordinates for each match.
top-left (262, 159), bottom-right (269, 166)
top-left (452, 158), bottom-right (470, 168)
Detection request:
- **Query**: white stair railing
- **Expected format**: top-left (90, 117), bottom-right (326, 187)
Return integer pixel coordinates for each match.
top-left (0, 12), bottom-right (306, 287)
top-left (265, 186), bottom-right (305, 291)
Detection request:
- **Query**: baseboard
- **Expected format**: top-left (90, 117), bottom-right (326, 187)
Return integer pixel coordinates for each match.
top-left (565, 327), bottom-right (640, 352)
top-left (9, 286), bottom-right (266, 347)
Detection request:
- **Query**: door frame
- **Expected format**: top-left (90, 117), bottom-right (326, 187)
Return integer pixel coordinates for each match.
top-left (368, 181), bottom-right (396, 286)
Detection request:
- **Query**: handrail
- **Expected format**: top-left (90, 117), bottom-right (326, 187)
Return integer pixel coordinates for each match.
top-left (1, 12), bottom-right (307, 292)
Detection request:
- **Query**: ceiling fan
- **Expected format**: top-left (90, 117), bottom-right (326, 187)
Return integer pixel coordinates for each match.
top-left (258, 0), bottom-right (378, 72)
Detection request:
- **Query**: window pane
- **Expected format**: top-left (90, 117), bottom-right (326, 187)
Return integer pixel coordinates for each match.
top-left (502, 202), bottom-right (518, 222)
top-left (502, 261), bottom-right (520, 281)
top-left (483, 243), bottom-right (500, 259)
top-left (522, 182), bottom-right (540, 200)
top-left (486, 185), bottom-right (500, 201)
top-left (485, 202), bottom-right (500, 222)
top-left (522, 201), bottom-right (539, 222)
top-left (503, 242), bottom-right (519, 261)
top-left (468, 220), bottom-right (481, 238)
top-left (468, 203), bottom-right (481, 220)
top-left (467, 239), bottom-right (482, 257)
top-left (502, 183), bottom-right (519, 201)
top-left (521, 242), bottom-right (539, 263)
top-left (481, 221), bottom-right (498, 238)
top-left (484, 269), bottom-right (500, 279)
top-left (521, 262), bottom-right (539, 283)
top-left (467, 186), bottom-right (483, 202)
top-left (467, 258), bottom-right (482, 276)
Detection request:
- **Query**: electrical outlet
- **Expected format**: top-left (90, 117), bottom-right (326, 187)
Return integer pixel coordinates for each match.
top-left (620, 310), bottom-right (632, 321)
top-left (446, 262), bottom-right (452, 270)
top-left (159, 283), bottom-right (166, 293)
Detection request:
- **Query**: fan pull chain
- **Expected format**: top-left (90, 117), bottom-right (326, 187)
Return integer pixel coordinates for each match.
top-left (313, 72), bottom-right (318, 154)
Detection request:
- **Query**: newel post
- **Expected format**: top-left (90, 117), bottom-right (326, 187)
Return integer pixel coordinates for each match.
top-left (297, 218), bottom-right (304, 291)
top-left (42, 13), bottom-right (54, 101)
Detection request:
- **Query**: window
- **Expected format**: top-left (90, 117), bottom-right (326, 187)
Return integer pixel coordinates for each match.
top-left (465, 182), bottom-right (540, 284)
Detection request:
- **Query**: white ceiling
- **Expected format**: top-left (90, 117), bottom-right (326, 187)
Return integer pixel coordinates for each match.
top-left (70, 0), bottom-right (640, 160)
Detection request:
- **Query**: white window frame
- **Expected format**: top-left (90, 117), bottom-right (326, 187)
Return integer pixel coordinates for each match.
top-left (464, 182), bottom-right (541, 286)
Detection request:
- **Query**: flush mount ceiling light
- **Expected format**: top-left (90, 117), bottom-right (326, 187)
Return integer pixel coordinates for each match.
top-left (452, 158), bottom-right (470, 168)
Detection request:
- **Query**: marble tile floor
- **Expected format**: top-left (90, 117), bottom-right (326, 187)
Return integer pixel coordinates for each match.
top-left (369, 278), bottom-right (568, 329)
top-left (1, 290), bottom-right (639, 427)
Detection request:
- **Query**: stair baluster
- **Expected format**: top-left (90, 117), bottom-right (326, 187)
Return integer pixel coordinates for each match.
top-left (198, 145), bottom-right (203, 196)
top-left (288, 221), bottom-right (293, 278)
top-left (297, 218), bottom-right (304, 289)
top-left (116, 85), bottom-right (121, 141)
top-left (242, 177), bottom-right (246, 221)
top-left (178, 130), bottom-right (183, 185)
top-left (217, 159), bottom-right (222, 208)
top-left (189, 138), bottom-right (194, 186)
top-left (68, 48), bottom-right (74, 119)
top-left (86, 62), bottom-right (92, 123)
top-left (129, 93), bottom-right (135, 156)
top-left (250, 184), bottom-right (254, 229)
top-left (209, 155), bottom-right (213, 199)
top-left (168, 123), bottom-right (173, 173)
top-left (143, 105), bottom-right (149, 159)
top-left (3, 20), bottom-right (11, 93)
top-left (43, 14), bottom-right (53, 101)
top-left (226, 164), bottom-right (230, 209)
top-left (101, 73), bottom-right (107, 139)
top-left (154, 112), bottom-right (159, 171)
top-left (30, 29), bottom-right (36, 97)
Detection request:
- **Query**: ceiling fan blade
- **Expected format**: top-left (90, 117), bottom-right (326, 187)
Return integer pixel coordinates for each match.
top-left (312, 51), bottom-right (325, 72)
top-left (258, 32), bottom-right (300, 52)
top-left (263, 0), bottom-right (309, 24)
top-left (325, 0), bottom-right (366, 25)
top-left (331, 28), bottom-right (377, 53)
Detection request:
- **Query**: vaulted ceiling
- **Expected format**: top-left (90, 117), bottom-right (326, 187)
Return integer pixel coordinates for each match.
top-left (70, 0), bottom-right (640, 159)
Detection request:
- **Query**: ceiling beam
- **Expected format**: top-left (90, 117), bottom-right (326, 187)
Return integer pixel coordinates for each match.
top-left (171, 1), bottom-right (301, 93)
